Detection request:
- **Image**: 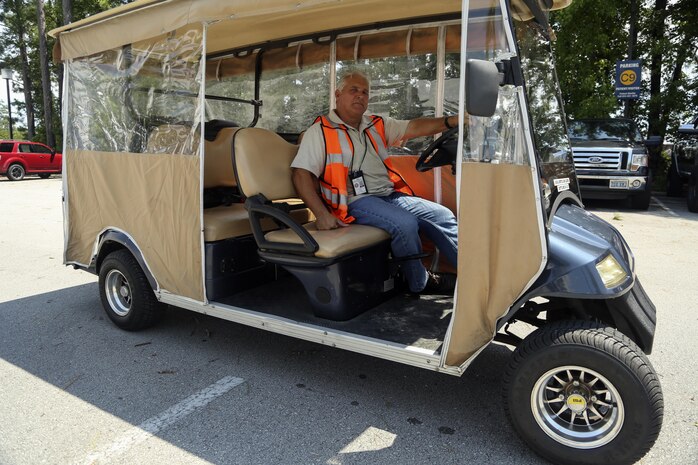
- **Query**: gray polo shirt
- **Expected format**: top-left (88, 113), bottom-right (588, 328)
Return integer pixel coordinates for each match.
top-left (291, 110), bottom-right (409, 202)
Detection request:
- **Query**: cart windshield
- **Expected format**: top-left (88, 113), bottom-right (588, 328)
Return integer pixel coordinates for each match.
top-left (512, 0), bottom-right (580, 206)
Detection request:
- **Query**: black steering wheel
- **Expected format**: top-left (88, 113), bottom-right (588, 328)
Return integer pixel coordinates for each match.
top-left (415, 126), bottom-right (459, 172)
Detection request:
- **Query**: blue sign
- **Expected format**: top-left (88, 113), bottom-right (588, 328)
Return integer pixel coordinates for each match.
top-left (615, 60), bottom-right (642, 99)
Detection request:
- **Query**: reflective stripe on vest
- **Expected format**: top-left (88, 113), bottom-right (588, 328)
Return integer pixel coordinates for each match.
top-left (316, 114), bottom-right (413, 223)
top-left (316, 115), bottom-right (356, 223)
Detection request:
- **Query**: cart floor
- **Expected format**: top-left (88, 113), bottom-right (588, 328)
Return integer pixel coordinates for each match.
top-left (218, 276), bottom-right (453, 353)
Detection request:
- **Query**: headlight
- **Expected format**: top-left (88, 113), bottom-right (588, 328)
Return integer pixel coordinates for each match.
top-left (630, 153), bottom-right (648, 171)
top-left (595, 254), bottom-right (628, 288)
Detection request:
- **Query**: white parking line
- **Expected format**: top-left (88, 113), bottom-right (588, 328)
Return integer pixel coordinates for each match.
top-left (78, 375), bottom-right (245, 465)
top-left (652, 196), bottom-right (680, 218)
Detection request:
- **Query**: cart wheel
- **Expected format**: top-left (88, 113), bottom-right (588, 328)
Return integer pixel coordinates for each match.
top-left (98, 249), bottom-right (164, 330)
top-left (7, 163), bottom-right (25, 181)
top-left (503, 320), bottom-right (663, 465)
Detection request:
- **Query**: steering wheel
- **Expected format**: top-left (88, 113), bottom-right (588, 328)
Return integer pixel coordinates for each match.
top-left (415, 126), bottom-right (459, 172)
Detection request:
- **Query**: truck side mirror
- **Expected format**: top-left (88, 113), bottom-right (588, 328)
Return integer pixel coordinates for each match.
top-left (644, 135), bottom-right (662, 147)
top-left (466, 59), bottom-right (501, 117)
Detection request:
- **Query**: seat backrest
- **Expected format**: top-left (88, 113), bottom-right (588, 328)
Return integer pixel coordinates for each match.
top-left (233, 128), bottom-right (298, 200)
top-left (203, 127), bottom-right (239, 188)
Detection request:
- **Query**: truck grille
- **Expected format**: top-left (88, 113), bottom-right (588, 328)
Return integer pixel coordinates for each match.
top-left (572, 149), bottom-right (628, 170)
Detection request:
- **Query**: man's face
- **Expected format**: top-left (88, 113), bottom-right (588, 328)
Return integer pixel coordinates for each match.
top-left (335, 75), bottom-right (369, 122)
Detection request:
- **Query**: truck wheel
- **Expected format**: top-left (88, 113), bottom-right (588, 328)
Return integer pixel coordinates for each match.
top-left (503, 320), bottom-right (663, 465)
top-left (665, 163), bottom-right (682, 197)
top-left (6, 163), bottom-right (25, 181)
top-left (98, 249), bottom-right (165, 330)
top-left (688, 172), bottom-right (698, 213)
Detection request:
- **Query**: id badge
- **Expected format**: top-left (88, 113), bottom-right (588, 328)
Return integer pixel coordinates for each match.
top-left (349, 170), bottom-right (368, 195)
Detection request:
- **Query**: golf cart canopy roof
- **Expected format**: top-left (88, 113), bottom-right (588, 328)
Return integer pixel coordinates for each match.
top-left (49, 0), bottom-right (571, 62)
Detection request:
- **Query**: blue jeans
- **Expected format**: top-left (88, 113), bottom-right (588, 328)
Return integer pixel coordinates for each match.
top-left (347, 192), bottom-right (458, 292)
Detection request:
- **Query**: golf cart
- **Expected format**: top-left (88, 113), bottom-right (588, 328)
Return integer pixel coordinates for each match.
top-left (50, 1), bottom-right (663, 463)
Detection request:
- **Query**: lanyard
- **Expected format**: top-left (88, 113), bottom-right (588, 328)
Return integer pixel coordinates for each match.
top-left (353, 131), bottom-right (370, 172)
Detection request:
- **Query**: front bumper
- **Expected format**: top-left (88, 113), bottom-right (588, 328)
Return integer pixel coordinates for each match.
top-left (606, 278), bottom-right (656, 354)
top-left (577, 173), bottom-right (649, 199)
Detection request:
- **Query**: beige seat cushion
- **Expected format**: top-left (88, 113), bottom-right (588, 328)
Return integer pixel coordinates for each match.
top-left (204, 203), bottom-right (314, 242)
top-left (204, 127), bottom-right (239, 188)
top-left (264, 223), bottom-right (390, 258)
top-left (233, 128), bottom-right (298, 200)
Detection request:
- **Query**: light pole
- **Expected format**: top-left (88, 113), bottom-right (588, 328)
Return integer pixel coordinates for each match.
top-left (1, 68), bottom-right (13, 140)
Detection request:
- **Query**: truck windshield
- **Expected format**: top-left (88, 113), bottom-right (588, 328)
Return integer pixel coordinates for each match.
top-left (568, 120), bottom-right (642, 143)
top-left (675, 132), bottom-right (698, 158)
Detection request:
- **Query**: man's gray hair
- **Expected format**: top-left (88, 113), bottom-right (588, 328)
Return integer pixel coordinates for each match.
top-left (337, 70), bottom-right (370, 91)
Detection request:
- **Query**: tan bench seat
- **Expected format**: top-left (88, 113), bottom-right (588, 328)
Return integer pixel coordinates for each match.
top-left (265, 223), bottom-right (390, 258)
top-left (204, 203), bottom-right (314, 242)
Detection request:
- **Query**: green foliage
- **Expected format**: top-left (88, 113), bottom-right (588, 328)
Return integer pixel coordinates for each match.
top-left (552, 0), bottom-right (631, 119)
top-left (552, 0), bottom-right (698, 140)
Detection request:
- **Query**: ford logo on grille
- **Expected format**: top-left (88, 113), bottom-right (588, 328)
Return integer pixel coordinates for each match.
top-left (588, 157), bottom-right (604, 164)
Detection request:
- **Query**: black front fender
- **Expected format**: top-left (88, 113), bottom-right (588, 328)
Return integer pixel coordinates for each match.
top-left (500, 204), bottom-right (657, 353)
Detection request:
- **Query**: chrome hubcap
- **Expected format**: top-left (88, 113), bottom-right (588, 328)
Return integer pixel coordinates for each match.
top-left (105, 269), bottom-right (132, 317)
top-left (531, 365), bottom-right (624, 449)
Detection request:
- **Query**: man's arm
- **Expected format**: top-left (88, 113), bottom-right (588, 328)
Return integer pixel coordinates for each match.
top-left (401, 114), bottom-right (465, 141)
top-left (292, 168), bottom-right (348, 230)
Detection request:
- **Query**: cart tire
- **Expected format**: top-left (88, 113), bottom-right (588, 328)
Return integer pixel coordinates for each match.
top-left (503, 320), bottom-right (663, 465)
top-left (7, 163), bottom-right (25, 181)
top-left (98, 249), bottom-right (164, 330)
top-left (688, 172), bottom-right (698, 213)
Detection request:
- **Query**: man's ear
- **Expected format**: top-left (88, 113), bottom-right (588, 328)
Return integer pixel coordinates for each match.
top-left (335, 89), bottom-right (341, 98)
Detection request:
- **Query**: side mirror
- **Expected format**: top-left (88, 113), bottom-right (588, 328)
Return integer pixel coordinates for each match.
top-left (466, 59), bottom-right (501, 117)
top-left (644, 135), bottom-right (662, 147)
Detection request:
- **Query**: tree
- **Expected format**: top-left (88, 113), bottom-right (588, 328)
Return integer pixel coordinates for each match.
top-left (552, 0), bottom-right (632, 119)
top-left (1, 0), bottom-right (37, 139)
top-left (643, 0), bottom-right (698, 143)
top-left (36, 0), bottom-right (55, 148)
top-left (552, 0), bottom-right (698, 142)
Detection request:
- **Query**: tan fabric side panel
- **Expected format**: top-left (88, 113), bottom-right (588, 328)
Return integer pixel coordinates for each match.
top-left (445, 163), bottom-right (543, 366)
top-left (65, 150), bottom-right (204, 301)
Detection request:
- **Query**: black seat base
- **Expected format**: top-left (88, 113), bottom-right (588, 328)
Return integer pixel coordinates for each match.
top-left (260, 241), bottom-right (396, 321)
top-left (205, 235), bottom-right (277, 301)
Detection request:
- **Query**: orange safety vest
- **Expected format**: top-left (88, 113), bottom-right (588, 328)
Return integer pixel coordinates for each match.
top-left (315, 115), bottom-right (413, 223)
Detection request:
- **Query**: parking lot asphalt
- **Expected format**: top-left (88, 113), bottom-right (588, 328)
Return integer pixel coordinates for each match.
top-left (1, 176), bottom-right (697, 465)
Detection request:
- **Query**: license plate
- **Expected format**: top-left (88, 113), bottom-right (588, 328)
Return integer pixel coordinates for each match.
top-left (609, 179), bottom-right (629, 189)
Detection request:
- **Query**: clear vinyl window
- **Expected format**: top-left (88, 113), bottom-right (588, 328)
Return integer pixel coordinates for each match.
top-left (463, 1), bottom-right (530, 166)
top-left (258, 62), bottom-right (331, 134)
top-left (65, 25), bottom-right (204, 155)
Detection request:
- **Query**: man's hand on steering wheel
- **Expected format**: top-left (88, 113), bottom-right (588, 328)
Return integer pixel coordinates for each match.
top-left (415, 126), bottom-right (460, 172)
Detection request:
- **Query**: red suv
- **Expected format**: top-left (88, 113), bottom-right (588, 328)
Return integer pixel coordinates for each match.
top-left (0, 140), bottom-right (62, 181)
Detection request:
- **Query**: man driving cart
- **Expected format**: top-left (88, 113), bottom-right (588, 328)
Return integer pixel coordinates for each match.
top-left (292, 70), bottom-right (465, 295)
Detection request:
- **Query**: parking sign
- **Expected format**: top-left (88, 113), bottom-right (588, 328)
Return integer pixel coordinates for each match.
top-left (615, 60), bottom-right (642, 99)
